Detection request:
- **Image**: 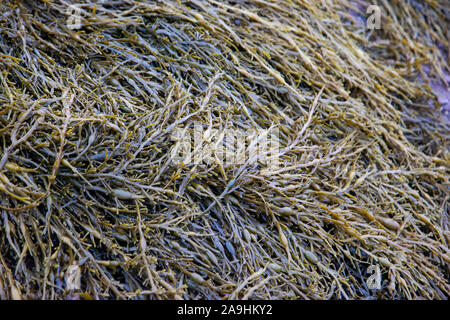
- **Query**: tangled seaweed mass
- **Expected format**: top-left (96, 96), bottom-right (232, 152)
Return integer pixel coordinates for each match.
top-left (0, 0), bottom-right (449, 300)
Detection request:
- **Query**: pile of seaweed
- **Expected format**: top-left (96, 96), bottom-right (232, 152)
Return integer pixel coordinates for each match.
top-left (0, 0), bottom-right (449, 300)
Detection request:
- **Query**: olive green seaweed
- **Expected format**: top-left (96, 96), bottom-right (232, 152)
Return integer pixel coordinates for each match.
top-left (0, 0), bottom-right (448, 300)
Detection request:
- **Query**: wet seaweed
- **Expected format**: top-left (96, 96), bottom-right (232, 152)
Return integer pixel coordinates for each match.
top-left (0, 0), bottom-right (448, 300)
